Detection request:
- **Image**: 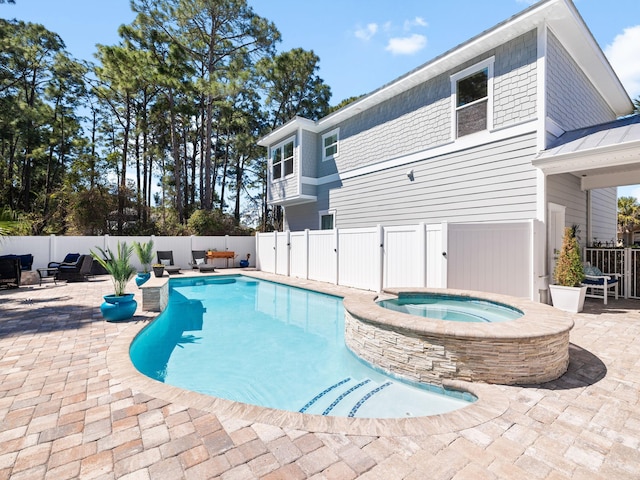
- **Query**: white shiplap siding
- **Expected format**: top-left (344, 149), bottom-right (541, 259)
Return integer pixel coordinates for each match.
top-left (329, 132), bottom-right (539, 228)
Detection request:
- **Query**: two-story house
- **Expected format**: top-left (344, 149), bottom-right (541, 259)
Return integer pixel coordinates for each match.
top-left (258, 0), bottom-right (637, 282)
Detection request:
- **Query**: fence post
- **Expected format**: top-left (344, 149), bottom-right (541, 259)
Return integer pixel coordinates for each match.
top-left (377, 224), bottom-right (384, 292)
top-left (255, 233), bottom-right (261, 270)
top-left (625, 247), bottom-right (631, 299)
top-left (441, 222), bottom-right (448, 288)
top-left (49, 234), bottom-right (55, 264)
top-left (304, 229), bottom-right (309, 280)
top-left (418, 222), bottom-right (426, 287)
top-left (334, 228), bottom-right (339, 286)
top-left (285, 230), bottom-right (291, 277)
top-left (273, 231), bottom-right (278, 274)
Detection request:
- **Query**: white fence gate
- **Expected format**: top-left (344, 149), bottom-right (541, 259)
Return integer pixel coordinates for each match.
top-left (447, 222), bottom-right (535, 298)
top-left (256, 221), bottom-right (540, 299)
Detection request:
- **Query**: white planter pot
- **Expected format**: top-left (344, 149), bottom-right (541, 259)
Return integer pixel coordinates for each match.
top-left (549, 284), bottom-right (587, 313)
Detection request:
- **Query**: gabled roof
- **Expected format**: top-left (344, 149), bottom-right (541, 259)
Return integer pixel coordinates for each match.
top-left (258, 0), bottom-right (632, 147)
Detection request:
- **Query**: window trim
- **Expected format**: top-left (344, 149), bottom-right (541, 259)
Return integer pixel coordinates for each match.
top-left (321, 128), bottom-right (340, 161)
top-left (319, 210), bottom-right (336, 230)
top-left (270, 135), bottom-right (295, 181)
top-left (450, 57), bottom-right (494, 139)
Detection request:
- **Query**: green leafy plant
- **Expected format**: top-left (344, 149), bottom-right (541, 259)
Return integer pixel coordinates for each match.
top-left (133, 239), bottom-right (154, 273)
top-left (91, 241), bottom-right (136, 297)
top-left (554, 227), bottom-right (585, 287)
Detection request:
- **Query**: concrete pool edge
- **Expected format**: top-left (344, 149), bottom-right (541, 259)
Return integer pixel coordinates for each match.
top-left (345, 287), bottom-right (575, 385)
top-left (106, 271), bottom-right (514, 436)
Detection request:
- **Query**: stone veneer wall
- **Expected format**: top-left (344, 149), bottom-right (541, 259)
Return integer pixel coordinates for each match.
top-left (343, 289), bottom-right (574, 386)
top-left (140, 279), bottom-right (169, 312)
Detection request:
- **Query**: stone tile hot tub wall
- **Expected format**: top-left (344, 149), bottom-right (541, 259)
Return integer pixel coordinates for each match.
top-left (343, 288), bottom-right (575, 386)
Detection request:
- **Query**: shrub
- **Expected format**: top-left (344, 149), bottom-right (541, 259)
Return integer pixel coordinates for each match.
top-left (554, 227), bottom-right (584, 287)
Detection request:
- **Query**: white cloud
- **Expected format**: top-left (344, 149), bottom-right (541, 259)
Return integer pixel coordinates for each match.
top-left (354, 23), bottom-right (379, 41)
top-left (605, 25), bottom-right (640, 99)
top-left (404, 16), bottom-right (428, 31)
top-left (385, 34), bottom-right (427, 55)
top-left (515, 0), bottom-right (537, 5)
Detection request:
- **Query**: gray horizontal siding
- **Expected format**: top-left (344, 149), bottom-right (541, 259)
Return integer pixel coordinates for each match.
top-left (329, 132), bottom-right (539, 228)
top-left (590, 188), bottom-right (617, 244)
top-left (547, 173), bottom-right (587, 240)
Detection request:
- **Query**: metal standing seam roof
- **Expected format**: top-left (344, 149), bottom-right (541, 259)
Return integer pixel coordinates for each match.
top-left (537, 114), bottom-right (640, 159)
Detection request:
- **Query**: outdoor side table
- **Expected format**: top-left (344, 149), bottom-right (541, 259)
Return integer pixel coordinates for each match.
top-left (37, 267), bottom-right (58, 286)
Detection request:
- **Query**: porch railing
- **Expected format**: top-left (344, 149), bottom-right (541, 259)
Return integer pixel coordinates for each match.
top-left (584, 247), bottom-right (640, 299)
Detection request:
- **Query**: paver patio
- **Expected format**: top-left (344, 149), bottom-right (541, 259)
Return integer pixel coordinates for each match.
top-left (0, 271), bottom-right (639, 479)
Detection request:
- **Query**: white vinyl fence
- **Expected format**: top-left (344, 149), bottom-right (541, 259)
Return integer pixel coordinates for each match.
top-left (257, 221), bottom-right (542, 299)
top-left (0, 235), bottom-right (256, 272)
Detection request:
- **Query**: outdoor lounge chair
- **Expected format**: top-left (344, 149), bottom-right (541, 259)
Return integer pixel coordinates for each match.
top-left (190, 250), bottom-right (215, 273)
top-left (0, 256), bottom-right (21, 288)
top-left (56, 254), bottom-right (94, 282)
top-left (583, 264), bottom-right (620, 305)
top-left (48, 253), bottom-right (81, 269)
top-left (157, 251), bottom-right (181, 274)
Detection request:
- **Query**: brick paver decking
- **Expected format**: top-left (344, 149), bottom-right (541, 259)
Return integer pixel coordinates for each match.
top-left (1, 272), bottom-right (638, 479)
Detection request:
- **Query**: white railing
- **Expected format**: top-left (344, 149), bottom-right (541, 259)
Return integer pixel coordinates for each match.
top-left (0, 234), bottom-right (256, 272)
top-left (584, 247), bottom-right (640, 299)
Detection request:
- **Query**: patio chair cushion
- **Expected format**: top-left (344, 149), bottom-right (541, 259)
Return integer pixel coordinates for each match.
top-left (584, 265), bottom-right (604, 276)
top-left (583, 276), bottom-right (618, 286)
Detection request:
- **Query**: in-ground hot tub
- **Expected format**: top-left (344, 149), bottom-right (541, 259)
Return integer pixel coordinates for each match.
top-left (343, 288), bottom-right (574, 386)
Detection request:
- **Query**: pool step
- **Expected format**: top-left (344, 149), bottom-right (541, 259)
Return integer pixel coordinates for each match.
top-left (299, 377), bottom-right (394, 417)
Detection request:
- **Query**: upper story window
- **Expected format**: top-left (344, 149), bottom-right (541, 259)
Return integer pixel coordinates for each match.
top-left (322, 128), bottom-right (339, 161)
top-left (451, 57), bottom-right (494, 138)
top-left (271, 137), bottom-right (294, 180)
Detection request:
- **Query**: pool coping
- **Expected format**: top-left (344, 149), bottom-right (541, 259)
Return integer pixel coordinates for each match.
top-left (107, 271), bottom-right (514, 436)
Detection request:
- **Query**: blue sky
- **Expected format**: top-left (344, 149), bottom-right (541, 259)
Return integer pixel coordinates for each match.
top-left (3, 0), bottom-right (640, 196)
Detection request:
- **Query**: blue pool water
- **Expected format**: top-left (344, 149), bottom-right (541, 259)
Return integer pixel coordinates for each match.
top-left (130, 276), bottom-right (475, 418)
top-left (378, 294), bottom-right (522, 323)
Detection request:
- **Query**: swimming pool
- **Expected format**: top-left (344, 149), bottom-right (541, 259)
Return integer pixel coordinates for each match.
top-left (130, 276), bottom-right (475, 418)
top-left (377, 293), bottom-right (523, 322)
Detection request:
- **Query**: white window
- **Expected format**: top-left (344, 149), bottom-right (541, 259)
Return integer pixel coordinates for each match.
top-left (322, 128), bottom-right (339, 161)
top-left (271, 137), bottom-right (294, 180)
top-left (319, 210), bottom-right (335, 230)
top-left (451, 58), bottom-right (494, 138)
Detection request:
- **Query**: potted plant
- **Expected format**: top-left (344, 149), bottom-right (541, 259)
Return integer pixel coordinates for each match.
top-left (549, 226), bottom-right (587, 313)
top-left (91, 241), bottom-right (138, 321)
top-left (152, 263), bottom-right (165, 278)
top-left (133, 239), bottom-right (154, 286)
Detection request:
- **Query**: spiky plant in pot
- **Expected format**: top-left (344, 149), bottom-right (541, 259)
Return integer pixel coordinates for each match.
top-left (91, 241), bottom-right (137, 297)
top-left (133, 239), bottom-right (154, 273)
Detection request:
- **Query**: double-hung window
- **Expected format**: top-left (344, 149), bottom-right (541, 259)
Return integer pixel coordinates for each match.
top-left (322, 128), bottom-right (339, 161)
top-left (451, 58), bottom-right (494, 138)
top-left (271, 137), bottom-right (294, 180)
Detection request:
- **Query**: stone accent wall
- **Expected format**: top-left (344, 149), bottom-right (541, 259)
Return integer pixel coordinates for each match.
top-left (343, 288), bottom-right (574, 386)
top-left (140, 279), bottom-right (169, 312)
